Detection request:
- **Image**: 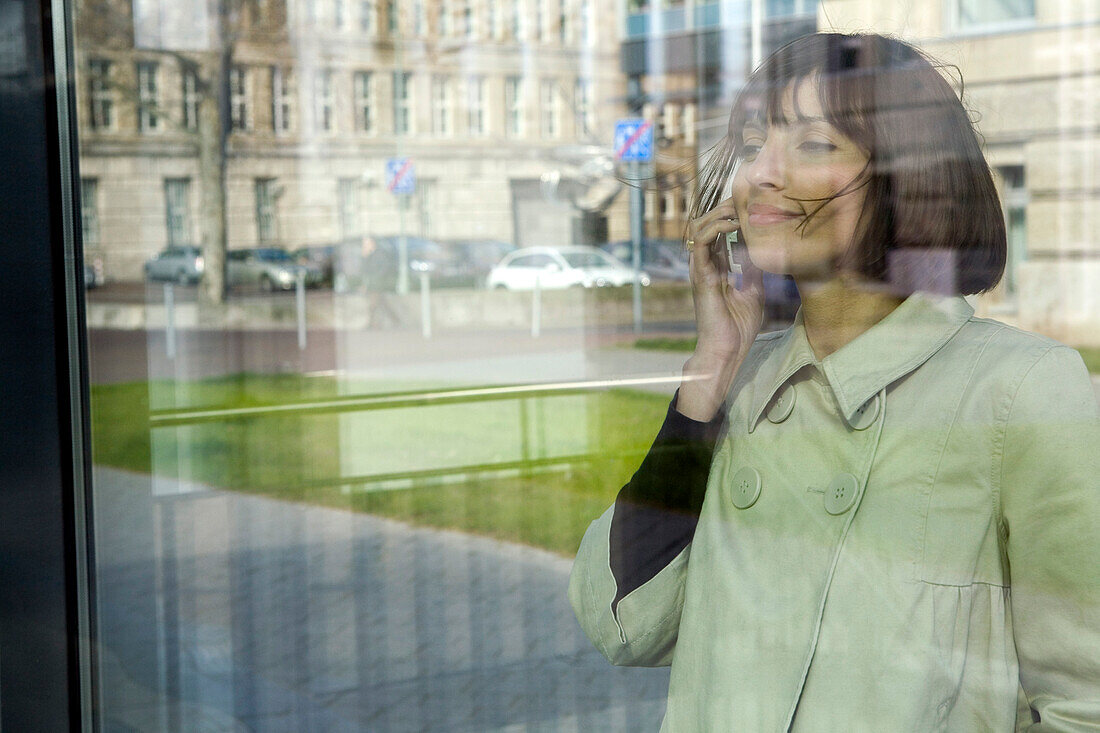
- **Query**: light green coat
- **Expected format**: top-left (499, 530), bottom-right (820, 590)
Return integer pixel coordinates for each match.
top-left (570, 293), bottom-right (1100, 731)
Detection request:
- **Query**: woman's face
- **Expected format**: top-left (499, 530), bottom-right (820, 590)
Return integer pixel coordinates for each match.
top-left (730, 77), bottom-right (870, 280)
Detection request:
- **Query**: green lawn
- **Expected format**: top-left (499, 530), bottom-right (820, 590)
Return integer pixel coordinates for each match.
top-left (633, 336), bottom-right (697, 352)
top-left (90, 374), bottom-right (670, 556)
top-left (1079, 347), bottom-right (1100, 375)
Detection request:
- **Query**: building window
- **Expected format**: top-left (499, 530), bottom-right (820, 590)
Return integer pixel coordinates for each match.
top-left (660, 103), bottom-right (677, 144)
top-left (510, 0), bottom-right (523, 39)
top-left (661, 181), bottom-right (675, 221)
top-left (255, 178), bottom-right (279, 244)
top-left (230, 66), bottom-right (249, 131)
top-left (487, 0), bottom-right (500, 39)
top-left (272, 67), bottom-right (293, 134)
top-left (558, 0), bottom-right (569, 43)
top-left (463, 0), bottom-right (477, 37)
top-left (136, 61), bottom-right (159, 132)
top-left (393, 71), bottom-right (412, 134)
top-left (359, 0), bottom-right (374, 32)
top-left (164, 178), bottom-right (192, 247)
top-left (682, 102), bottom-right (696, 145)
top-left (413, 0), bottom-right (426, 35)
top-left (432, 75), bottom-right (454, 136)
top-left (334, 0), bottom-right (345, 28)
top-left (466, 76), bottom-right (486, 136)
top-left (999, 164), bottom-right (1028, 298)
top-left (534, 0), bottom-right (545, 41)
top-left (354, 71), bottom-right (374, 133)
top-left (574, 77), bottom-right (594, 136)
top-left (315, 69), bottom-right (335, 132)
top-left (386, 0), bottom-right (397, 33)
top-left (88, 59), bottom-right (113, 130)
top-left (540, 79), bottom-right (559, 138)
top-left (679, 177), bottom-right (691, 222)
top-left (580, 0), bottom-right (593, 44)
top-left (505, 75), bottom-right (524, 138)
top-left (80, 178), bottom-right (99, 249)
top-left (338, 178), bottom-right (360, 239)
top-left (182, 68), bottom-right (200, 131)
top-left (952, 0), bottom-right (1034, 29)
top-left (764, 0), bottom-right (815, 18)
top-left (440, 0), bottom-right (454, 36)
top-left (304, 0), bottom-right (318, 24)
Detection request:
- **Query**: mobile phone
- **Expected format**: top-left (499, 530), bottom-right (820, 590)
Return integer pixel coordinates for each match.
top-left (710, 228), bottom-right (745, 276)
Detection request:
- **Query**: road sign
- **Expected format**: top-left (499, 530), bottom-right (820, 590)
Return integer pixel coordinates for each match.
top-left (614, 118), bottom-right (654, 162)
top-left (386, 157), bottom-right (416, 195)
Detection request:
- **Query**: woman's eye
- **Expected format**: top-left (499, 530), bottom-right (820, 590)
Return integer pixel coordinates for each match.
top-left (799, 140), bottom-right (838, 153)
top-left (741, 143), bottom-right (763, 158)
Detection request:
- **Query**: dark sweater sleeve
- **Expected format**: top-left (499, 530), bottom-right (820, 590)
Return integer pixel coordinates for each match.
top-left (609, 391), bottom-right (725, 613)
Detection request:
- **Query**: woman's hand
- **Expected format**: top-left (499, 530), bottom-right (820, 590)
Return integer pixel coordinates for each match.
top-left (677, 197), bottom-right (765, 421)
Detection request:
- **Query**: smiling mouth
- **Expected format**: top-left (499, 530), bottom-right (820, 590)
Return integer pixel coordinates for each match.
top-left (746, 204), bottom-right (802, 227)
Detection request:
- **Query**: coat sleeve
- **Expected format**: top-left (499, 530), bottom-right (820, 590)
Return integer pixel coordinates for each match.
top-left (999, 346), bottom-right (1100, 731)
top-left (568, 394), bottom-right (723, 667)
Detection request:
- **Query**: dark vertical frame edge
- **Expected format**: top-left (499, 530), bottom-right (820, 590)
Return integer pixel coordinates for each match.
top-left (46, 0), bottom-right (97, 727)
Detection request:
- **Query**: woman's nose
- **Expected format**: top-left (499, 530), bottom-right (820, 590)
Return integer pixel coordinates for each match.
top-left (745, 142), bottom-right (785, 189)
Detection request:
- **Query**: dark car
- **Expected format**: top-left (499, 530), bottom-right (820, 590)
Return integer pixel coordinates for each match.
top-left (437, 238), bottom-right (516, 289)
top-left (601, 237), bottom-right (800, 325)
top-left (600, 239), bottom-right (689, 282)
top-left (374, 236), bottom-right (477, 289)
top-left (292, 244), bottom-right (340, 287)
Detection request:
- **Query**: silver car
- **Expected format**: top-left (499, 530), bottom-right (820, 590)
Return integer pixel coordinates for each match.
top-left (144, 246), bottom-right (205, 284)
top-left (226, 248), bottom-right (323, 291)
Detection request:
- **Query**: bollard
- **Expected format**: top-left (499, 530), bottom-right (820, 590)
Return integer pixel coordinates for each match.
top-left (296, 270), bottom-right (307, 351)
top-left (164, 283), bottom-right (176, 360)
top-left (419, 270), bottom-right (431, 339)
top-left (531, 274), bottom-right (542, 338)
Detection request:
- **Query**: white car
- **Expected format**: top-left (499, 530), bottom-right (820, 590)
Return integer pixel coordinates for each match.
top-left (487, 246), bottom-right (651, 290)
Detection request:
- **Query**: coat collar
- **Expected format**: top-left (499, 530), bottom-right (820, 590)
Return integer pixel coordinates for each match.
top-left (747, 292), bottom-right (974, 431)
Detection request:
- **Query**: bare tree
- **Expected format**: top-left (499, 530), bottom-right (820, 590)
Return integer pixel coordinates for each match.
top-left (77, 0), bottom-right (286, 306)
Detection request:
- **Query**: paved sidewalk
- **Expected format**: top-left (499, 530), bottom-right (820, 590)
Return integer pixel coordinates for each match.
top-left (93, 467), bottom-right (670, 732)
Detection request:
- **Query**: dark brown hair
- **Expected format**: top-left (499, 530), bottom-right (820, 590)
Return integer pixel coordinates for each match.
top-left (691, 33), bottom-right (1006, 294)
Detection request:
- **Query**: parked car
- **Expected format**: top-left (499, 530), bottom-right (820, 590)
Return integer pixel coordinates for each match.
top-left (375, 236), bottom-right (477, 288)
top-left (144, 246), bottom-right (205, 284)
top-left (604, 237), bottom-right (800, 324)
top-left (292, 244), bottom-right (340, 287)
top-left (487, 246), bottom-right (651, 290)
top-left (599, 238), bottom-right (689, 282)
top-left (226, 247), bottom-right (323, 291)
top-left (437, 238), bottom-right (516, 288)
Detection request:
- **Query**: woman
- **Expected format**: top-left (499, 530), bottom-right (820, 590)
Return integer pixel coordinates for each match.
top-left (569, 33), bottom-right (1100, 730)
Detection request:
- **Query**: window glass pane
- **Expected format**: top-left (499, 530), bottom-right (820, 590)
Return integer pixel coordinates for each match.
top-left (956, 0), bottom-right (1035, 28)
top-left (164, 178), bottom-right (191, 246)
top-left (71, 0), bottom-right (1100, 731)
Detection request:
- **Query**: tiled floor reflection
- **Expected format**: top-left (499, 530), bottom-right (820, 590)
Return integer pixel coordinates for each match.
top-left (94, 467), bottom-right (669, 732)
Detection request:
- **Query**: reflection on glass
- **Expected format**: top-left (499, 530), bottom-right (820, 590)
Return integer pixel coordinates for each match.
top-left (74, 0), bottom-right (1097, 728)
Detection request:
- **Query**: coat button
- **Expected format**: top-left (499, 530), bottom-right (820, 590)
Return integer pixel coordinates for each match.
top-left (767, 384), bottom-right (796, 423)
top-left (731, 466), bottom-right (761, 509)
top-left (849, 393), bottom-right (881, 431)
top-left (824, 473), bottom-right (860, 515)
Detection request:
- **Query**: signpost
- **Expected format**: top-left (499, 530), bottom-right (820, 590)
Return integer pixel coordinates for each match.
top-left (614, 119), bottom-right (654, 334)
top-left (386, 157), bottom-right (416, 294)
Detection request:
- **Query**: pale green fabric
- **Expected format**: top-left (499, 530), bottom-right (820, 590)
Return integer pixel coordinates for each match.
top-left (569, 292), bottom-right (1100, 731)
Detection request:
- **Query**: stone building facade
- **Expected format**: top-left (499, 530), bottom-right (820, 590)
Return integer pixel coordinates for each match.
top-left (819, 0), bottom-right (1100, 343)
top-left (74, 0), bottom-right (628, 282)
